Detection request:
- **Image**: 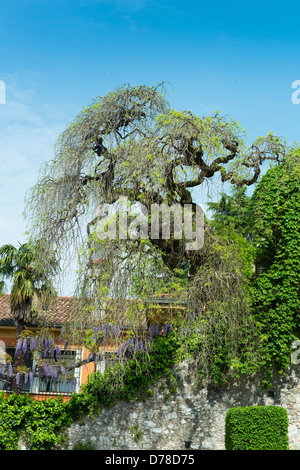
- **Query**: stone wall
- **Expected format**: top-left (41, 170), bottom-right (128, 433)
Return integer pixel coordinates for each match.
top-left (65, 361), bottom-right (300, 450)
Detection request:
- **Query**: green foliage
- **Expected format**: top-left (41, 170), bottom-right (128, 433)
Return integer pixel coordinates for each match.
top-left (0, 388), bottom-right (102, 450)
top-left (248, 153), bottom-right (300, 380)
top-left (130, 424), bottom-right (143, 442)
top-left (80, 330), bottom-right (180, 409)
top-left (0, 393), bottom-right (75, 450)
top-left (208, 153), bottom-right (300, 384)
top-left (207, 186), bottom-right (251, 237)
top-left (225, 405), bottom-right (289, 450)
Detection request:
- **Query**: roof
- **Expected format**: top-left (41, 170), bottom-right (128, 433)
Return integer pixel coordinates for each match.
top-left (0, 294), bottom-right (76, 327)
top-left (0, 293), bottom-right (186, 329)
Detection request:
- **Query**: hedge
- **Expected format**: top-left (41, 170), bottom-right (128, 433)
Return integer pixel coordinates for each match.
top-left (225, 405), bottom-right (289, 450)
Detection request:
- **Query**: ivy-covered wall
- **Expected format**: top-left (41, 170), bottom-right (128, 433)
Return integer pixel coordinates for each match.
top-left (65, 358), bottom-right (300, 451)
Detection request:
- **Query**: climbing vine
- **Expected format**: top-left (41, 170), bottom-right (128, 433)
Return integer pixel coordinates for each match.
top-left (248, 151), bottom-right (300, 383)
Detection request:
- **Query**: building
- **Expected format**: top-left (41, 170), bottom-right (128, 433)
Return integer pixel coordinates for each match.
top-left (0, 293), bottom-right (185, 401)
top-left (0, 295), bottom-right (99, 401)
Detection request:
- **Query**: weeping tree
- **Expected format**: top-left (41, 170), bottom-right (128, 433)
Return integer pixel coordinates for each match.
top-left (24, 83), bottom-right (288, 384)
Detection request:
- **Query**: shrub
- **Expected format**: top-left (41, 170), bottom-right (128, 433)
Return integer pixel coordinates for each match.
top-left (225, 405), bottom-right (289, 450)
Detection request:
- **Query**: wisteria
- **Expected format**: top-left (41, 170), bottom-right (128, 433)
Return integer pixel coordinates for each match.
top-left (90, 323), bottom-right (122, 348)
top-left (0, 333), bottom-right (78, 395)
top-left (116, 337), bottom-right (150, 358)
top-left (29, 371), bottom-right (34, 386)
top-left (16, 372), bottom-right (22, 388)
top-left (0, 322), bottom-right (174, 395)
top-left (117, 322), bottom-right (173, 359)
top-left (148, 322), bottom-right (172, 341)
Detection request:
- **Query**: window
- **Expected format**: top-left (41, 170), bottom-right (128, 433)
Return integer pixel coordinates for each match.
top-left (0, 347), bottom-right (33, 393)
top-left (0, 346), bottom-right (82, 395)
top-left (97, 351), bottom-right (117, 374)
top-left (37, 349), bottom-right (81, 394)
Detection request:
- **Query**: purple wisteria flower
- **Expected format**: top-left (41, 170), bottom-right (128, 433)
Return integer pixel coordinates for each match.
top-left (70, 378), bottom-right (77, 393)
top-left (42, 362), bottom-right (50, 376)
top-left (55, 345), bottom-right (61, 359)
top-left (15, 339), bottom-right (23, 356)
top-left (22, 338), bottom-right (28, 355)
top-left (8, 363), bottom-right (13, 378)
top-left (149, 325), bottom-right (155, 341)
top-left (87, 352), bottom-right (95, 362)
top-left (16, 372), bottom-right (22, 387)
top-left (30, 336), bottom-right (38, 351)
top-left (43, 337), bottom-right (49, 350)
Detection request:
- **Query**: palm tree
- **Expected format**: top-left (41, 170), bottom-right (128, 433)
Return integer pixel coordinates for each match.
top-left (0, 242), bottom-right (57, 393)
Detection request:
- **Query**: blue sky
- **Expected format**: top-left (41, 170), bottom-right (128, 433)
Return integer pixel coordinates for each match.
top-left (0, 0), bottom-right (300, 293)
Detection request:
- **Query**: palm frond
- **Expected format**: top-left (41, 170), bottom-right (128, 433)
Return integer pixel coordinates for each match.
top-left (0, 241), bottom-right (57, 325)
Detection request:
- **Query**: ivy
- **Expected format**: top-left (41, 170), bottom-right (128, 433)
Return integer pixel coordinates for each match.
top-left (0, 393), bottom-right (71, 450)
top-left (248, 152), bottom-right (300, 381)
top-left (206, 152), bottom-right (300, 385)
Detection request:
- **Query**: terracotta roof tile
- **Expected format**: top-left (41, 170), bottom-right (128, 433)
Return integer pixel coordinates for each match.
top-left (0, 294), bottom-right (185, 328)
top-left (0, 294), bottom-right (76, 326)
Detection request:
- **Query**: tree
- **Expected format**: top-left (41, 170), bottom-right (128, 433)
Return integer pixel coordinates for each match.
top-left (24, 84), bottom-right (289, 384)
top-left (207, 186), bottom-right (255, 281)
top-left (0, 242), bottom-right (101, 395)
top-left (0, 243), bottom-right (56, 335)
top-left (207, 186), bottom-right (251, 237)
top-left (26, 84), bottom-right (286, 276)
